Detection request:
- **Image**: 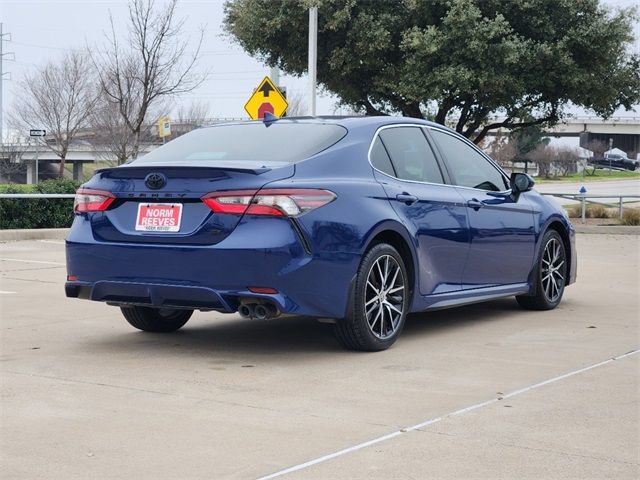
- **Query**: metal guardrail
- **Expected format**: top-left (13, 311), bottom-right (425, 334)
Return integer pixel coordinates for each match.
top-left (540, 193), bottom-right (640, 223)
top-left (0, 194), bottom-right (75, 199)
top-left (1, 193), bottom-right (637, 224)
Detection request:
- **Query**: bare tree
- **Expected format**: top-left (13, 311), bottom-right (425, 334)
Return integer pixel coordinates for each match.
top-left (486, 131), bottom-right (516, 169)
top-left (585, 139), bottom-right (608, 160)
top-left (527, 145), bottom-right (554, 179)
top-left (175, 100), bottom-right (210, 125)
top-left (0, 138), bottom-right (28, 182)
top-left (284, 90), bottom-right (306, 117)
top-left (527, 145), bottom-right (580, 178)
top-left (10, 51), bottom-right (98, 177)
top-left (88, 94), bottom-right (138, 165)
top-left (173, 100), bottom-right (211, 137)
top-left (553, 146), bottom-right (581, 177)
top-left (94, 0), bottom-right (206, 159)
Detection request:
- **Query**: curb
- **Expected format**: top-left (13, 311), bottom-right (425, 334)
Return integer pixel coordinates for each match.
top-left (572, 225), bottom-right (640, 235)
top-left (0, 228), bottom-right (69, 242)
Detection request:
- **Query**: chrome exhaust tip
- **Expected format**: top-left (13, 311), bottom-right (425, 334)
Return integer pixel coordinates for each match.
top-left (254, 303), bottom-right (279, 320)
top-left (238, 303), bottom-right (254, 319)
top-left (254, 304), bottom-right (268, 320)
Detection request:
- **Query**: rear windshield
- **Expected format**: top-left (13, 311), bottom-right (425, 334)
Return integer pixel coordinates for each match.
top-left (134, 122), bottom-right (347, 165)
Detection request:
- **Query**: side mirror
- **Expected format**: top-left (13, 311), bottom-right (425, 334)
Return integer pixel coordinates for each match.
top-left (510, 172), bottom-right (535, 194)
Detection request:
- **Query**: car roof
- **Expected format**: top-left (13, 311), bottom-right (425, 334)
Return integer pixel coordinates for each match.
top-left (204, 115), bottom-right (444, 131)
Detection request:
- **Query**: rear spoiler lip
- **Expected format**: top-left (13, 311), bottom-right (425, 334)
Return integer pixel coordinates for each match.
top-left (95, 160), bottom-right (290, 175)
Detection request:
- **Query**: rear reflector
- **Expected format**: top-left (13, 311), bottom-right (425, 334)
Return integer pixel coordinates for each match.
top-left (202, 189), bottom-right (336, 217)
top-left (74, 188), bottom-right (115, 213)
top-left (248, 286), bottom-right (278, 294)
top-left (67, 275), bottom-right (78, 281)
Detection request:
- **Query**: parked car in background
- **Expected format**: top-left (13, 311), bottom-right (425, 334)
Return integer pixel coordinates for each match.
top-left (65, 117), bottom-right (577, 351)
top-left (590, 153), bottom-right (639, 171)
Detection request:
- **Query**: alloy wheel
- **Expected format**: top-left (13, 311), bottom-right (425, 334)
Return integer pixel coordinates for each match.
top-left (364, 254), bottom-right (406, 340)
top-left (541, 238), bottom-right (565, 302)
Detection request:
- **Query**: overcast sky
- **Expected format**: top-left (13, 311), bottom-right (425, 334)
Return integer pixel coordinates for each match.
top-left (1, 0), bottom-right (639, 128)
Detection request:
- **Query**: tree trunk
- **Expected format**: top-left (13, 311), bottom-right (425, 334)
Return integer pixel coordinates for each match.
top-left (401, 101), bottom-right (423, 119)
top-left (131, 129), bottom-right (141, 160)
top-left (58, 156), bottom-right (66, 178)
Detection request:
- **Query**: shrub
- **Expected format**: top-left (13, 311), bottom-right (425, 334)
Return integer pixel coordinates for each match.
top-left (0, 179), bottom-right (80, 229)
top-left (621, 208), bottom-right (640, 226)
top-left (566, 205), bottom-right (581, 218)
top-left (566, 204), bottom-right (611, 219)
top-left (588, 204), bottom-right (610, 219)
top-left (0, 183), bottom-right (37, 193)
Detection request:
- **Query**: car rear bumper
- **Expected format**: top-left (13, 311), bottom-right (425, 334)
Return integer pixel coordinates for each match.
top-left (65, 280), bottom-right (235, 311)
top-left (65, 215), bottom-right (360, 319)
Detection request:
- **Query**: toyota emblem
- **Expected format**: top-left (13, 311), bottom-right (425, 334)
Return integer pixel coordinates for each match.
top-left (144, 173), bottom-right (166, 190)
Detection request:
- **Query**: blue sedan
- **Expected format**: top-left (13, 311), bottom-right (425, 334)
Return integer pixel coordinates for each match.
top-left (65, 116), bottom-right (576, 351)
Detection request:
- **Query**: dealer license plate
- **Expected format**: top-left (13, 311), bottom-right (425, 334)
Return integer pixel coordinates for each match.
top-left (135, 203), bottom-right (183, 232)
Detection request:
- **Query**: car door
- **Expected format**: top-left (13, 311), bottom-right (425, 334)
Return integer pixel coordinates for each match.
top-left (370, 125), bottom-right (469, 295)
top-left (428, 128), bottom-right (536, 289)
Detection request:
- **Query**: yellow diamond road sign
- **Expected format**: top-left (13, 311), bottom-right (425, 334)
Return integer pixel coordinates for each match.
top-left (244, 76), bottom-right (288, 120)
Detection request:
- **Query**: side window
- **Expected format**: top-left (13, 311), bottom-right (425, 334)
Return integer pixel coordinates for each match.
top-left (370, 137), bottom-right (396, 177)
top-left (430, 130), bottom-right (509, 191)
top-left (378, 127), bottom-right (444, 184)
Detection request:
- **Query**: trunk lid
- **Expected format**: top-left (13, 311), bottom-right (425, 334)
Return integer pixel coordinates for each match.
top-left (85, 161), bottom-right (294, 245)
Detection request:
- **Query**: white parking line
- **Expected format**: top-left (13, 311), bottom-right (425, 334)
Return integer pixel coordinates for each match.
top-left (0, 290), bottom-right (17, 294)
top-left (38, 240), bottom-right (65, 245)
top-left (0, 258), bottom-right (65, 266)
top-left (256, 349), bottom-right (639, 480)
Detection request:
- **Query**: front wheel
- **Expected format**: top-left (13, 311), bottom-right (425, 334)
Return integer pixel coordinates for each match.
top-left (120, 306), bottom-right (193, 332)
top-left (334, 243), bottom-right (409, 351)
top-left (517, 230), bottom-right (567, 310)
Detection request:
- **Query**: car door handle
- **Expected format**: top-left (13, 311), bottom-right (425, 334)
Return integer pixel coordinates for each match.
top-left (396, 193), bottom-right (419, 205)
top-left (467, 198), bottom-right (484, 210)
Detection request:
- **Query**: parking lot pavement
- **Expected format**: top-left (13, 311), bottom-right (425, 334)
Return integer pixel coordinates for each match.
top-left (1, 235), bottom-right (638, 479)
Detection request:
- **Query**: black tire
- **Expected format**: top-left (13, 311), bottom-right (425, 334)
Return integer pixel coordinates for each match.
top-left (334, 243), bottom-right (409, 351)
top-left (120, 306), bottom-right (193, 332)
top-left (516, 229), bottom-right (567, 310)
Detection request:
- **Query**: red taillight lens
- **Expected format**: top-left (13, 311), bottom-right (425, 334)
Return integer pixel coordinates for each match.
top-left (73, 188), bottom-right (115, 213)
top-left (248, 286), bottom-right (278, 294)
top-left (202, 189), bottom-right (336, 217)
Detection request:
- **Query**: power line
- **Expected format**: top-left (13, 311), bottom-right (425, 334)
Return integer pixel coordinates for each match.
top-left (10, 40), bottom-right (248, 57)
top-left (9, 40), bottom-right (71, 52)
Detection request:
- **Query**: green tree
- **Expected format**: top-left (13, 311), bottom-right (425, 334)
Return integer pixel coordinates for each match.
top-left (224, 0), bottom-right (640, 144)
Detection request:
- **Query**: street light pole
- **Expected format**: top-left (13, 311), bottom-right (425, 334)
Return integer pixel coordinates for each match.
top-left (29, 129), bottom-right (46, 184)
top-left (308, 6), bottom-right (318, 116)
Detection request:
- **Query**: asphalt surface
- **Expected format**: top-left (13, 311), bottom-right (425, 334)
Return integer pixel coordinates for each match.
top-left (1, 235), bottom-right (638, 479)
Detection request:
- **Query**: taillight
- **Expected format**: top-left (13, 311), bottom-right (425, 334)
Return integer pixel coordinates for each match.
top-left (202, 189), bottom-right (336, 217)
top-left (73, 188), bottom-right (115, 213)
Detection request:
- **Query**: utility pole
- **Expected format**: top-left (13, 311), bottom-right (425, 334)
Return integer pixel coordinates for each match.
top-left (34, 136), bottom-right (39, 184)
top-left (0, 23), bottom-right (15, 144)
top-left (269, 66), bottom-right (280, 87)
top-left (308, 6), bottom-right (318, 116)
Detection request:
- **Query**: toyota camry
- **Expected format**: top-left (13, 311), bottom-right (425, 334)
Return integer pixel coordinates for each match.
top-left (65, 116), bottom-right (576, 351)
